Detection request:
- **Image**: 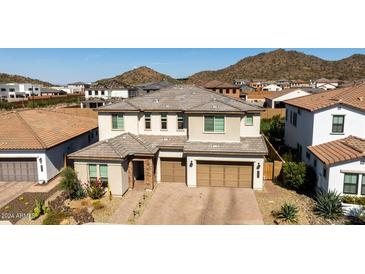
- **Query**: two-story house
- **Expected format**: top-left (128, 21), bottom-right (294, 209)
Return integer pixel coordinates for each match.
top-left (284, 84), bottom-right (365, 196)
top-left (69, 85), bottom-right (268, 197)
top-left (0, 83), bottom-right (42, 100)
top-left (203, 80), bottom-right (241, 99)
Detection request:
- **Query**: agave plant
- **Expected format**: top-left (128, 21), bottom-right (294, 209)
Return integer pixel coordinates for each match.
top-left (275, 203), bottom-right (299, 223)
top-left (314, 190), bottom-right (343, 220)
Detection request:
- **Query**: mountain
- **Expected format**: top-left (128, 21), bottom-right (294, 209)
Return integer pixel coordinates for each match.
top-left (95, 66), bottom-right (178, 87)
top-left (0, 73), bottom-right (52, 86)
top-left (186, 49), bottom-right (365, 85)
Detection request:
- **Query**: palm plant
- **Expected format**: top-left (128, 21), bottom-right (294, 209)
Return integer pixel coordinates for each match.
top-left (314, 190), bottom-right (343, 220)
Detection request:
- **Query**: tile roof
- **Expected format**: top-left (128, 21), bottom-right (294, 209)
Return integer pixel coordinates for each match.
top-left (308, 136), bottom-right (365, 165)
top-left (69, 133), bottom-right (267, 160)
top-left (0, 109), bottom-right (98, 150)
top-left (98, 85), bottom-right (262, 113)
top-left (203, 80), bottom-right (238, 89)
top-left (284, 83), bottom-right (365, 112)
top-left (241, 91), bottom-right (275, 99)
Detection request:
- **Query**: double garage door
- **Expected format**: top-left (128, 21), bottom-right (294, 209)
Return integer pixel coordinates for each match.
top-left (160, 158), bottom-right (253, 188)
top-left (197, 161), bottom-right (253, 188)
top-left (0, 158), bottom-right (38, 182)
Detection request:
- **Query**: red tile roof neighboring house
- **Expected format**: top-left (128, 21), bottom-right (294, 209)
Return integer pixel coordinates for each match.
top-left (284, 83), bottom-right (365, 112)
top-left (203, 80), bottom-right (238, 89)
top-left (0, 109), bottom-right (98, 150)
top-left (308, 136), bottom-right (365, 165)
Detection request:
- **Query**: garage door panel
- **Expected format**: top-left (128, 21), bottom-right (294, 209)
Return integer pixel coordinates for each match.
top-left (197, 161), bottom-right (253, 188)
top-left (161, 158), bottom-right (186, 183)
top-left (0, 158), bottom-right (38, 182)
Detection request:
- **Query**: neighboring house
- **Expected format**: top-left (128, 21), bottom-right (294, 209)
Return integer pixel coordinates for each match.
top-left (49, 86), bottom-right (72, 93)
top-left (313, 78), bottom-right (340, 89)
top-left (0, 109), bottom-right (98, 184)
top-left (284, 84), bottom-right (365, 163)
top-left (308, 136), bottom-right (365, 196)
top-left (85, 84), bottom-right (138, 100)
top-left (40, 87), bottom-right (67, 96)
top-left (317, 83), bottom-right (337, 90)
top-left (135, 80), bottom-right (174, 95)
top-left (265, 89), bottom-right (311, 108)
top-left (290, 80), bottom-right (310, 88)
top-left (241, 91), bottom-right (275, 107)
top-left (276, 80), bottom-right (291, 90)
top-left (67, 82), bottom-right (90, 94)
top-left (234, 79), bottom-right (251, 86)
top-left (0, 83), bottom-right (42, 100)
top-left (203, 80), bottom-right (241, 99)
top-left (249, 80), bottom-right (266, 91)
top-left (262, 84), bottom-right (282, 92)
top-left (69, 85), bottom-right (267, 197)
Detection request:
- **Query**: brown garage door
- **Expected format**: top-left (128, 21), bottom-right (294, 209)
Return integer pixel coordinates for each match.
top-left (0, 158), bottom-right (38, 182)
top-left (197, 161), bottom-right (253, 188)
top-left (161, 158), bottom-right (186, 183)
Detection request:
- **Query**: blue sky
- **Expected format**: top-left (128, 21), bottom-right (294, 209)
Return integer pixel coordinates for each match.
top-left (0, 48), bottom-right (365, 84)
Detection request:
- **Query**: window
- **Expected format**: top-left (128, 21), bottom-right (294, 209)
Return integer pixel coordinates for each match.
top-left (28, 88), bottom-right (33, 91)
top-left (88, 164), bottom-right (97, 183)
top-left (233, 90), bottom-right (236, 94)
top-left (306, 151), bottom-right (311, 160)
top-left (99, 165), bottom-right (108, 185)
top-left (245, 115), bottom-right (254, 126)
top-left (204, 115), bottom-right (225, 133)
top-left (361, 175), bottom-right (365, 195)
top-left (101, 90), bottom-right (105, 95)
top-left (313, 159), bottom-right (317, 168)
top-left (290, 111), bottom-right (293, 124)
top-left (225, 90), bottom-right (229, 94)
top-left (9, 88), bottom-right (15, 92)
top-left (285, 109), bottom-right (288, 121)
top-left (88, 90), bottom-right (92, 96)
top-left (35, 88), bottom-right (38, 91)
top-left (343, 173), bottom-right (358, 194)
top-left (293, 112), bottom-right (297, 127)
top-left (95, 90), bottom-right (99, 95)
top-left (112, 114), bottom-right (124, 130)
top-left (145, 113), bottom-right (151, 130)
top-left (322, 167), bottom-right (327, 178)
top-left (297, 109), bottom-right (301, 115)
top-left (332, 115), bottom-right (345, 133)
top-left (161, 113), bottom-right (167, 130)
top-left (177, 113), bottom-right (184, 130)
top-left (296, 143), bottom-right (302, 161)
top-left (219, 89), bottom-right (223, 94)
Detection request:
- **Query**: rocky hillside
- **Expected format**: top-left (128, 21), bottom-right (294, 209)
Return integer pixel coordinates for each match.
top-left (186, 49), bottom-right (365, 85)
top-left (95, 66), bottom-right (179, 87)
top-left (0, 73), bottom-right (52, 86)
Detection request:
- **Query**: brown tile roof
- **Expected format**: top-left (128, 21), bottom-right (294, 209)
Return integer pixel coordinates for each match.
top-left (203, 80), bottom-right (238, 89)
top-left (241, 91), bottom-right (275, 100)
top-left (308, 136), bottom-right (365, 165)
top-left (284, 83), bottom-right (365, 112)
top-left (69, 134), bottom-right (267, 160)
top-left (98, 85), bottom-right (262, 113)
top-left (0, 109), bottom-right (98, 150)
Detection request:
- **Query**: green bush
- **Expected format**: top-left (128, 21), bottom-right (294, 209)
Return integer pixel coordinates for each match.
top-left (86, 178), bottom-right (105, 200)
top-left (342, 195), bottom-right (365, 206)
top-left (60, 167), bottom-right (85, 200)
top-left (282, 162), bottom-right (306, 190)
top-left (261, 115), bottom-right (285, 142)
top-left (42, 210), bottom-right (69, 225)
top-left (31, 199), bottom-right (49, 220)
top-left (314, 190), bottom-right (343, 220)
top-left (274, 203), bottom-right (299, 223)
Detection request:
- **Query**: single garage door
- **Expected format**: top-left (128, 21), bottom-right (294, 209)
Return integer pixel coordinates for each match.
top-left (160, 158), bottom-right (186, 183)
top-left (0, 158), bottom-right (38, 182)
top-left (197, 161), bottom-right (253, 188)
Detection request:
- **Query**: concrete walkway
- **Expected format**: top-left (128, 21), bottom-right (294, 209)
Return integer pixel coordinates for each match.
top-left (137, 183), bottom-right (264, 225)
top-left (109, 189), bottom-right (144, 224)
top-left (0, 181), bottom-right (34, 209)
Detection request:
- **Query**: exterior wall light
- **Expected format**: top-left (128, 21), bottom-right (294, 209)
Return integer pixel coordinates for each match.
top-left (256, 162), bottom-right (261, 170)
top-left (189, 161), bottom-right (193, 167)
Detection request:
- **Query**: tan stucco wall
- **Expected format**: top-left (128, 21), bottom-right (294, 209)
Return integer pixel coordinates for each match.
top-left (98, 112), bottom-right (139, 141)
top-left (240, 114), bottom-right (261, 137)
top-left (138, 112), bottom-right (187, 135)
top-left (74, 160), bottom-right (128, 196)
top-left (188, 114), bottom-right (241, 142)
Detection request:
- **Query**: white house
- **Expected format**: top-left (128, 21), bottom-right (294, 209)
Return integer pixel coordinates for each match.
top-left (0, 83), bottom-right (42, 100)
top-left (313, 78), bottom-right (340, 90)
top-left (67, 82), bottom-right (89, 94)
top-left (262, 84), bottom-right (282, 92)
top-left (85, 85), bottom-right (137, 100)
top-left (0, 109), bottom-right (98, 184)
top-left (308, 136), bottom-right (365, 196)
top-left (265, 89), bottom-right (311, 108)
top-left (284, 84), bottom-right (365, 163)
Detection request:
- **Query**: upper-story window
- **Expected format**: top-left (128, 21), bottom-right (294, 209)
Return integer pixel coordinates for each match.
top-left (161, 113), bottom-right (167, 130)
top-left (9, 88), bottom-right (15, 92)
top-left (292, 112), bottom-right (297, 127)
top-left (28, 88), bottom-right (33, 91)
top-left (0, 88), bottom-right (6, 92)
top-left (145, 113), bottom-right (151, 130)
top-left (88, 90), bottom-right (92, 96)
top-left (177, 113), bottom-right (184, 130)
top-left (101, 91), bottom-right (105, 95)
top-left (112, 114), bottom-right (124, 130)
top-left (332, 115), bottom-right (344, 134)
top-left (204, 115), bottom-right (224, 133)
top-left (245, 115), bottom-right (254, 126)
top-left (95, 90), bottom-right (99, 96)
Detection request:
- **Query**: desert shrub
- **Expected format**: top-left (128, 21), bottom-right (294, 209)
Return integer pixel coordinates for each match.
top-left (314, 190), bottom-right (343, 220)
top-left (42, 210), bottom-right (69, 225)
top-left (273, 203), bottom-right (299, 224)
top-left (342, 195), bottom-right (365, 206)
top-left (92, 200), bottom-right (105, 210)
top-left (31, 199), bottom-right (49, 220)
top-left (60, 167), bottom-right (85, 200)
top-left (85, 178), bottom-right (105, 200)
top-left (282, 162), bottom-right (306, 190)
top-left (73, 208), bottom-right (94, 224)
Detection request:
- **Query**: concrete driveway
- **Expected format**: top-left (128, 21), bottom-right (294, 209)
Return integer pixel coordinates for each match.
top-left (137, 183), bottom-right (264, 225)
top-left (0, 181), bottom-right (34, 209)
